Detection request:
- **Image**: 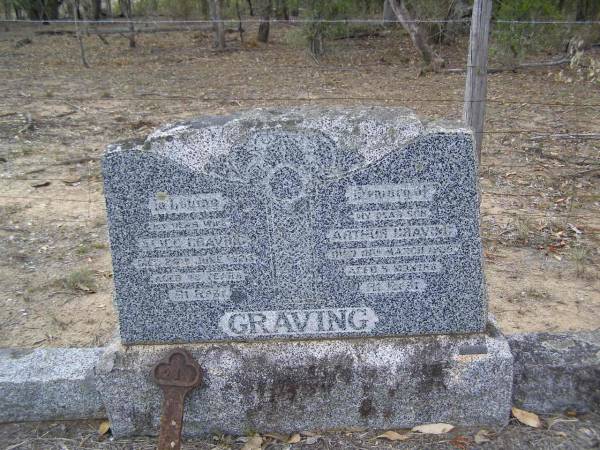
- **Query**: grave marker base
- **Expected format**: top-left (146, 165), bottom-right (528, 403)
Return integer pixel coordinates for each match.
top-left (96, 316), bottom-right (512, 438)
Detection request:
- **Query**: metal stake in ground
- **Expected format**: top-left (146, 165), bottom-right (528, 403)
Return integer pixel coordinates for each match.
top-left (152, 348), bottom-right (202, 450)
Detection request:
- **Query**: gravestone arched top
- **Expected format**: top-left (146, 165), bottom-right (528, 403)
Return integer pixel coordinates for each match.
top-left (102, 107), bottom-right (483, 344)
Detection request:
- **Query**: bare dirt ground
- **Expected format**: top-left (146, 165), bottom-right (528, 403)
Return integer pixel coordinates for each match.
top-left (0, 23), bottom-right (599, 348)
top-left (1, 412), bottom-right (599, 449)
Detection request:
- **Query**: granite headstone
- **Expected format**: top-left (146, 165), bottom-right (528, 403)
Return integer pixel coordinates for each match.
top-left (102, 107), bottom-right (486, 344)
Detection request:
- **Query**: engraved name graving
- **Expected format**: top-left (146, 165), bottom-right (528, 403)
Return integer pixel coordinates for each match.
top-left (219, 307), bottom-right (378, 336)
top-left (346, 183), bottom-right (436, 205)
top-left (150, 270), bottom-right (245, 284)
top-left (326, 244), bottom-right (460, 260)
top-left (149, 193), bottom-right (226, 215)
top-left (327, 224), bottom-right (457, 243)
top-left (133, 253), bottom-right (257, 269)
top-left (352, 208), bottom-right (431, 222)
top-left (138, 235), bottom-right (249, 251)
top-left (148, 218), bottom-right (231, 232)
top-left (344, 261), bottom-right (442, 276)
top-left (168, 286), bottom-right (231, 303)
top-left (359, 279), bottom-right (426, 294)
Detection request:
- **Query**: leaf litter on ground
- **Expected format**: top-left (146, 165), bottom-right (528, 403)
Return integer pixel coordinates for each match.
top-left (240, 435), bottom-right (263, 450)
top-left (375, 430), bottom-right (411, 441)
top-left (512, 407), bottom-right (542, 428)
top-left (411, 423), bottom-right (455, 434)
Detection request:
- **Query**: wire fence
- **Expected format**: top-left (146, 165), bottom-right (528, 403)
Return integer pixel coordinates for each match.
top-left (1, 16), bottom-right (599, 235)
top-left (2, 18), bottom-right (600, 24)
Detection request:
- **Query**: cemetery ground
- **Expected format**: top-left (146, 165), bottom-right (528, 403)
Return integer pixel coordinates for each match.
top-left (1, 412), bottom-right (600, 449)
top-left (1, 24), bottom-right (598, 348)
top-left (0, 23), bottom-right (599, 450)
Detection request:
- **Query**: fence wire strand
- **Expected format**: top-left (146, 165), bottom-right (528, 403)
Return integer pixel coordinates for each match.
top-left (1, 14), bottom-right (598, 243)
top-left (2, 18), bottom-right (600, 25)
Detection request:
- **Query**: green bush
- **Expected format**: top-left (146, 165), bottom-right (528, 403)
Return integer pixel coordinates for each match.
top-left (133, 0), bottom-right (207, 18)
top-left (491, 0), bottom-right (569, 65)
top-left (295, 0), bottom-right (383, 57)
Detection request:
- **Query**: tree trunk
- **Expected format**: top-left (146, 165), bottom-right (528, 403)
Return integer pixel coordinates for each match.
top-left (257, 0), bottom-right (271, 43)
top-left (25, 1), bottom-right (41, 19)
top-left (45, 0), bottom-right (60, 19)
top-left (440, 0), bottom-right (470, 44)
top-left (3, 0), bottom-right (11, 19)
top-left (247, 0), bottom-right (253, 16)
top-left (383, 0), bottom-right (396, 25)
top-left (26, 0), bottom-right (60, 20)
top-left (576, 0), bottom-right (596, 21)
top-left (209, 0), bottom-right (226, 50)
top-left (199, 0), bottom-right (209, 20)
top-left (275, 0), bottom-right (288, 20)
top-left (388, 0), bottom-right (444, 72)
top-left (71, 0), bottom-right (89, 67)
top-left (92, 0), bottom-right (102, 20)
top-left (106, 0), bottom-right (112, 18)
top-left (119, 0), bottom-right (136, 48)
top-left (235, 0), bottom-right (244, 44)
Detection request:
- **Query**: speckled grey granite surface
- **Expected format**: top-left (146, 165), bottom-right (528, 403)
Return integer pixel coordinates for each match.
top-left (0, 348), bottom-right (105, 422)
top-left (102, 107), bottom-right (486, 344)
top-left (95, 320), bottom-right (512, 437)
top-left (509, 330), bottom-right (600, 414)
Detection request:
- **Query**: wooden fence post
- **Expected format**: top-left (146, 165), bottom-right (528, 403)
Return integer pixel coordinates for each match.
top-left (209, 0), bottom-right (226, 50)
top-left (463, 0), bottom-right (492, 163)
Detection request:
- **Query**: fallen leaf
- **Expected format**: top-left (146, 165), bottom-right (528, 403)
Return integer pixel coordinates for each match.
top-left (241, 435), bottom-right (263, 450)
top-left (76, 283), bottom-right (96, 293)
top-left (286, 433), bottom-right (301, 443)
top-left (412, 423), bottom-right (454, 434)
top-left (98, 420), bottom-right (110, 435)
top-left (474, 429), bottom-right (492, 444)
top-left (376, 430), bottom-right (410, 441)
top-left (31, 181), bottom-right (51, 188)
top-left (512, 407), bottom-right (542, 428)
top-left (264, 432), bottom-right (288, 442)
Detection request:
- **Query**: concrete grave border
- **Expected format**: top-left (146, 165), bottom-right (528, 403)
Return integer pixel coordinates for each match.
top-left (1, 328), bottom-right (598, 434)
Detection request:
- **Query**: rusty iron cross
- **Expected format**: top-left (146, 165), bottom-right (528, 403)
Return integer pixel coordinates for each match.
top-left (152, 348), bottom-right (202, 450)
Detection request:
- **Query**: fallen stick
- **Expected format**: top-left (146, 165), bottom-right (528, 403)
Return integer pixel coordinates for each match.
top-left (530, 133), bottom-right (600, 141)
top-left (445, 58), bottom-right (570, 73)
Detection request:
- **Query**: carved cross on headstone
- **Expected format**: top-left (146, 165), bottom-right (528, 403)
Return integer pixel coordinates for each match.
top-left (152, 348), bottom-right (202, 450)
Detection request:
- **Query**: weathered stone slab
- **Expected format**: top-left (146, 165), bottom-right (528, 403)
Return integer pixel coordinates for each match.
top-left (0, 348), bottom-right (105, 422)
top-left (509, 330), bottom-right (600, 414)
top-left (102, 107), bottom-right (486, 344)
top-left (95, 319), bottom-right (512, 438)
